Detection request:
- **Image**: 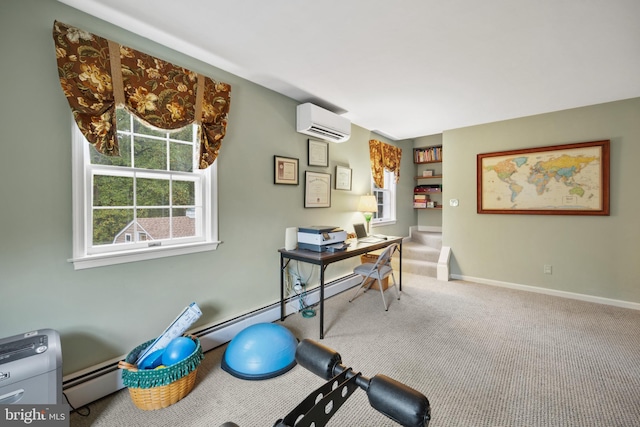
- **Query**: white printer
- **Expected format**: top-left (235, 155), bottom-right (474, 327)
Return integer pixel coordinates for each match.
top-left (0, 329), bottom-right (63, 404)
top-left (297, 226), bottom-right (347, 252)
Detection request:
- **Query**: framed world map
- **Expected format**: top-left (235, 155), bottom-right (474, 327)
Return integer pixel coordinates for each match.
top-left (477, 140), bottom-right (610, 215)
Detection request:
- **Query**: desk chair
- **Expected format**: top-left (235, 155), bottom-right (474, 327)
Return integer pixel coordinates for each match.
top-left (349, 243), bottom-right (400, 310)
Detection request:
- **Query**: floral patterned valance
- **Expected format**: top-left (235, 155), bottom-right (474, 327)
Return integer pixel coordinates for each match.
top-left (369, 139), bottom-right (402, 188)
top-left (52, 21), bottom-right (231, 169)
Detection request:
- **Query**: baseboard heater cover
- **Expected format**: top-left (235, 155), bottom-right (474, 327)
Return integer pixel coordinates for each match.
top-left (62, 274), bottom-right (361, 409)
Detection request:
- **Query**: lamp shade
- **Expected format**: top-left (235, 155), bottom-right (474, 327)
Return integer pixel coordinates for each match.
top-left (358, 195), bottom-right (377, 213)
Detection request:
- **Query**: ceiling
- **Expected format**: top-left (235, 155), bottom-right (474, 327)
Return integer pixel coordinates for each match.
top-left (57, 0), bottom-right (640, 140)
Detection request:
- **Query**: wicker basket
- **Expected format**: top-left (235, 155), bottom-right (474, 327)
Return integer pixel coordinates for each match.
top-left (118, 336), bottom-right (203, 411)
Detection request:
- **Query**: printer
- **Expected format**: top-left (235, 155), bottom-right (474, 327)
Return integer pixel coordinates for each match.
top-left (297, 226), bottom-right (347, 252)
top-left (0, 329), bottom-right (63, 405)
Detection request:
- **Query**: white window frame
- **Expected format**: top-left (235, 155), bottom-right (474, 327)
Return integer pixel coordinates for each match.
top-left (69, 116), bottom-right (220, 270)
top-left (371, 169), bottom-right (397, 227)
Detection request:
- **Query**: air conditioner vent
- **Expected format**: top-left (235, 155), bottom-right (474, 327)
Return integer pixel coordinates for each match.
top-left (296, 103), bottom-right (351, 143)
top-left (308, 125), bottom-right (347, 141)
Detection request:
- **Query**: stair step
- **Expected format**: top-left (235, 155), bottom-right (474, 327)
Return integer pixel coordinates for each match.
top-left (402, 258), bottom-right (438, 276)
top-left (410, 231), bottom-right (443, 249)
top-left (402, 241), bottom-right (440, 263)
top-left (396, 230), bottom-right (443, 278)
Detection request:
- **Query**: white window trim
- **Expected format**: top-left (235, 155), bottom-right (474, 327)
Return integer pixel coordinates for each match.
top-left (69, 117), bottom-right (220, 270)
top-left (371, 169), bottom-right (397, 228)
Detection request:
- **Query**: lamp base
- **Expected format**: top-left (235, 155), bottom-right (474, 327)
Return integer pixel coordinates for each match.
top-left (363, 213), bottom-right (373, 233)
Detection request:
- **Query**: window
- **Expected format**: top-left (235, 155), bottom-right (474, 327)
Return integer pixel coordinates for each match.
top-left (371, 169), bottom-right (397, 226)
top-left (70, 108), bottom-right (219, 270)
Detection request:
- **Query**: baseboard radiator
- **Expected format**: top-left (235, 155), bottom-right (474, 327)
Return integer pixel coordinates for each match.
top-left (62, 274), bottom-right (361, 409)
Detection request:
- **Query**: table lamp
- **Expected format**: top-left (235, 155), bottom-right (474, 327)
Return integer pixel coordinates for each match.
top-left (358, 195), bottom-right (377, 233)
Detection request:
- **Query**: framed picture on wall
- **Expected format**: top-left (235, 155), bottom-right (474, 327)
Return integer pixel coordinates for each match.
top-left (308, 139), bottom-right (329, 167)
top-left (274, 155), bottom-right (299, 185)
top-left (304, 171), bottom-right (331, 207)
top-left (335, 165), bottom-right (352, 190)
top-left (477, 140), bottom-right (610, 215)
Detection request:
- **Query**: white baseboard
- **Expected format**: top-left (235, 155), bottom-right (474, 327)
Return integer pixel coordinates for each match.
top-left (451, 274), bottom-right (640, 311)
top-left (62, 274), bottom-right (361, 409)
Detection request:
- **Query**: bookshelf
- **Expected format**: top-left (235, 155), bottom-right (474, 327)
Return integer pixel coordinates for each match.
top-left (413, 145), bottom-right (442, 210)
top-left (414, 145), bottom-right (442, 164)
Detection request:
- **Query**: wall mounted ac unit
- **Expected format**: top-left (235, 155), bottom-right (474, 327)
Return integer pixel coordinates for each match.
top-left (296, 103), bottom-right (351, 143)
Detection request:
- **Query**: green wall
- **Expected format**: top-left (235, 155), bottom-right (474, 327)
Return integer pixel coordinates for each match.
top-left (0, 1), bottom-right (415, 374)
top-left (2, 0), bottom-right (637, 377)
top-left (442, 98), bottom-right (640, 303)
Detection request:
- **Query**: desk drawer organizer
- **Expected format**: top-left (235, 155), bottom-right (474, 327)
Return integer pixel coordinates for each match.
top-left (118, 336), bottom-right (203, 410)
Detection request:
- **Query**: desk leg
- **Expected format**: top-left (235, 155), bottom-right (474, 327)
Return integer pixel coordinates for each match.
top-left (280, 254), bottom-right (285, 321)
top-left (319, 265), bottom-right (325, 339)
top-left (399, 240), bottom-right (403, 292)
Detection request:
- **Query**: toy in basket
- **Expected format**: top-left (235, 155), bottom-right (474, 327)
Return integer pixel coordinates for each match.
top-left (118, 335), bottom-right (203, 410)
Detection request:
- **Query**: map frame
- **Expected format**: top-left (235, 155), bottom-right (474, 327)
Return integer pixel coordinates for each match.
top-left (477, 140), bottom-right (610, 216)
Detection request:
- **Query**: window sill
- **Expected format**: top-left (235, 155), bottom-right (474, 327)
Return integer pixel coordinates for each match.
top-left (371, 219), bottom-right (396, 228)
top-left (68, 241), bottom-right (222, 270)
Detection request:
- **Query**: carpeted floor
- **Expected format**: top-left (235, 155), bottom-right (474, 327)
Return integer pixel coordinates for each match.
top-left (70, 274), bottom-right (640, 426)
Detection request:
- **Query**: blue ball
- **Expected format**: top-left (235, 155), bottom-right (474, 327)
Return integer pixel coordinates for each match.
top-left (161, 337), bottom-right (196, 366)
top-left (222, 323), bottom-right (297, 380)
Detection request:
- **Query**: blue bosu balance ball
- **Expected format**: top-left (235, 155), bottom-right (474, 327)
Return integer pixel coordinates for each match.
top-left (221, 323), bottom-right (297, 380)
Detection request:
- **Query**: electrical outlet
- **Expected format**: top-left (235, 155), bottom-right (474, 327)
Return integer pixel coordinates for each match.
top-left (544, 265), bottom-right (552, 275)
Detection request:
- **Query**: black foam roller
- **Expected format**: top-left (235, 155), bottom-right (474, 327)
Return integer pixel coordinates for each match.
top-left (295, 339), bottom-right (343, 380)
top-left (367, 374), bottom-right (431, 427)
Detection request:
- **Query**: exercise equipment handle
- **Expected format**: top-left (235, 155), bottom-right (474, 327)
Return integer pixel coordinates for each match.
top-left (295, 339), bottom-right (430, 427)
top-left (295, 338), bottom-right (343, 379)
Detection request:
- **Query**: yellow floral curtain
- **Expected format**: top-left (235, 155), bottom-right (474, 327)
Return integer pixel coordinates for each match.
top-left (369, 139), bottom-right (402, 188)
top-left (52, 21), bottom-right (231, 169)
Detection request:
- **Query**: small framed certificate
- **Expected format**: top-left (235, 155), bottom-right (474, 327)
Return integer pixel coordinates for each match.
top-left (274, 155), bottom-right (299, 185)
top-left (335, 165), bottom-right (352, 190)
top-left (308, 139), bottom-right (329, 167)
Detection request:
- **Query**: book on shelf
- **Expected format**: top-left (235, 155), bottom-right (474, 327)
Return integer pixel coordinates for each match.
top-left (415, 184), bottom-right (442, 193)
top-left (414, 146), bottom-right (442, 163)
top-left (413, 193), bottom-right (430, 208)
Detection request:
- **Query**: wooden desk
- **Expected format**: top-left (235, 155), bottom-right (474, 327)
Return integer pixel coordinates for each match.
top-left (279, 236), bottom-right (403, 339)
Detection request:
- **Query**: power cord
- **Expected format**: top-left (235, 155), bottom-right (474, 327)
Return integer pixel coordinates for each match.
top-left (63, 391), bottom-right (90, 416)
top-left (286, 261), bottom-right (316, 318)
top-left (294, 261), bottom-right (313, 287)
top-left (294, 281), bottom-right (316, 318)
